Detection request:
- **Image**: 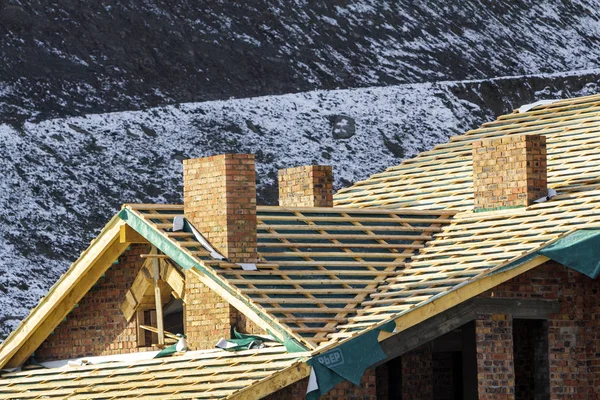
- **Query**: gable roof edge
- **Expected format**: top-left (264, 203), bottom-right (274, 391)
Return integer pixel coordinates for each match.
top-left (0, 214), bottom-right (128, 369)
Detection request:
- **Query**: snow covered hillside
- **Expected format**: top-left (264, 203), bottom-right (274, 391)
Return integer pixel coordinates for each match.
top-left (1, 0), bottom-right (600, 124)
top-left (1, 69), bottom-right (600, 338)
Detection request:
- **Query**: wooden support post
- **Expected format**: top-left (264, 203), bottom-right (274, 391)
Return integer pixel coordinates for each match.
top-left (136, 310), bottom-right (147, 347)
top-left (151, 246), bottom-right (165, 346)
top-left (149, 311), bottom-right (158, 345)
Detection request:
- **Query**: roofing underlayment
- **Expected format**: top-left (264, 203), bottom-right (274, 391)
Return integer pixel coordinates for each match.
top-left (2, 94), bottom-right (600, 398)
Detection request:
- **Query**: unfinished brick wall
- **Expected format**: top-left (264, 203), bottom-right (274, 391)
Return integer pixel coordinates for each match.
top-left (36, 244), bottom-right (153, 361)
top-left (184, 271), bottom-right (236, 350)
top-left (184, 271), bottom-right (266, 350)
top-left (278, 165), bottom-right (333, 207)
top-left (401, 343), bottom-right (433, 399)
top-left (475, 314), bottom-right (515, 400)
top-left (265, 367), bottom-right (379, 400)
top-left (480, 260), bottom-right (600, 399)
top-left (472, 134), bottom-right (547, 211)
top-left (183, 154), bottom-right (257, 263)
top-left (235, 311), bottom-right (266, 335)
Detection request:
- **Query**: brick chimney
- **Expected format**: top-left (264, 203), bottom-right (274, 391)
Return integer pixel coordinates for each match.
top-left (278, 165), bottom-right (333, 207)
top-left (183, 154), bottom-right (257, 263)
top-left (472, 135), bottom-right (547, 212)
top-left (182, 154), bottom-right (261, 350)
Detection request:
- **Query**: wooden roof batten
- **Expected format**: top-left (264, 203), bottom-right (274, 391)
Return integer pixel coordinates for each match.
top-left (127, 203), bottom-right (457, 345)
top-left (118, 204), bottom-right (314, 351)
top-left (0, 346), bottom-right (311, 399)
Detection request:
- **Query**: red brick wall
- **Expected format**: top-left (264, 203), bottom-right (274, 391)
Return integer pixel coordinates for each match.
top-left (278, 165), bottom-right (333, 207)
top-left (184, 270), bottom-right (237, 350)
top-left (183, 154), bottom-right (257, 263)
top-left (475, 314), bottom-right (515, 400)
top-left (401, 343), bottom-right (433, 399)
top-left (472, 134), bottom-right (547, 211)
top-left (235, 311), bottom-right (266, 335)
top-left (36, 244), bottom-right (153, 361)
top-left (480, 260), bottom-right (600, 399)
top-left (266, 367), bottom-right (378, 400)
top-left (184, 270), bottom-right (266, 350)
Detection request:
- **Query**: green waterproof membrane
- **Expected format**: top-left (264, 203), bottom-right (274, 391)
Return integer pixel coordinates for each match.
top-left (306, 321), bottom-right (395, 399)
top-left (537, 229), bottom-right (600, 279)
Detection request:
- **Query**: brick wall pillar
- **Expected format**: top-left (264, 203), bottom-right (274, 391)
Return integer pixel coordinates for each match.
top-left (278, 165), bottom-right (333, 207)
top-left (183, 271), bottom-right (238, 350)
top-left (476, 314), bottom-right (515, 400)
top-left (183, 154), bottom-right (257, 263)
top-left (401, 343), bottom-right (433, 399)
top-left (472, 135), bottom-right (547, 212)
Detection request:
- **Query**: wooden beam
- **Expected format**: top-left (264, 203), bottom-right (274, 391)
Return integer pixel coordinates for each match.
top-left (377, 255), bottom-right (550, 344)
top-left (120, 290), bottom-right (137, 321)
top-left (149, 311), bottom-right (158, 345)
top-left (136, 310), bottom-right (147, 347)
top-left (3, 222), bottom-right (130, 368)
top-left (159, 259), bottom-right (185, 300)
top-left (139, 325), bottom-right (179, 341)
top-left (256, 205), bottom-right (457, 216)
top-left (229, 361), bottom-right (311, 400)
top-left (151, 246), bottom-right (165, 346)
top-left (119, 225), bottom-right (148, 244)
top-left (378, 296), bottom-right (559, 363)
top-left (140, 254), bottom-right (170, 259)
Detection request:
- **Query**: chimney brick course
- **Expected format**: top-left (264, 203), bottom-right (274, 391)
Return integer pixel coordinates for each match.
top-left (183, 154), bottom-right (257, 263)
top-left (278, 165), bottom-right (333, 207)
top-left (472, 135), bottom-right (547, 212)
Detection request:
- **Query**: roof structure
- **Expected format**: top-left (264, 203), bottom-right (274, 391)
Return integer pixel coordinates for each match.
top-left (3, 94), bottom-right (600, 398)
top-left (335, 94), bottom-right (600, 210)
top-left (0, 346), bottom-right (310, 399)
top-left (123, 204), bottom-right (455, 347)
top-left (330, 94), bottom-right (600, 338)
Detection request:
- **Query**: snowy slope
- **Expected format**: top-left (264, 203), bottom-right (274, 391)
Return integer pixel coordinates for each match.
top-left (1, 0), bottom-right (600, 124)
top-left (1, 70), bottom-right (600, 338)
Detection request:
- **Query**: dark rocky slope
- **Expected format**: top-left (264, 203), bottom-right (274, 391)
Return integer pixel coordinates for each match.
top-left (1, 0), bottom-right (600, 124)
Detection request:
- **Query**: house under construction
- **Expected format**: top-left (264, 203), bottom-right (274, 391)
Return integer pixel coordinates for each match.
top-left (2, 95), bottom-right (600, 399)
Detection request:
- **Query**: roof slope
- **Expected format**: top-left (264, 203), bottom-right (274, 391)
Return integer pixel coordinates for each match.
top-left (334, 94), bottom-right (600, 210)
top-left (0, 346), bottom-right (309, 399)
top-left (327, 94), bottom-right (600, 339)
top-left (4, 94), bottom-right (600, 398)
top-left (124, 204), bottom-right (455, 347)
